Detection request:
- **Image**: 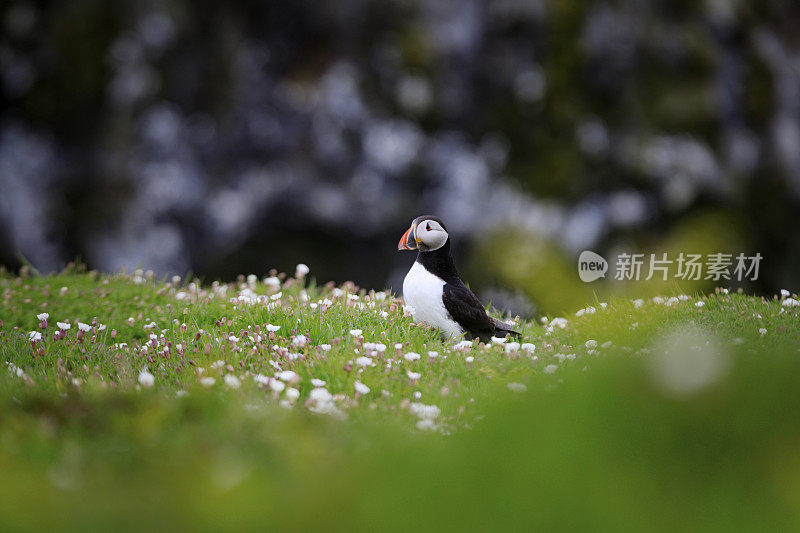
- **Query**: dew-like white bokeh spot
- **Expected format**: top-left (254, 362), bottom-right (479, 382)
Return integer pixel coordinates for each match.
top-left (648, 326), bottom-right (730, 397)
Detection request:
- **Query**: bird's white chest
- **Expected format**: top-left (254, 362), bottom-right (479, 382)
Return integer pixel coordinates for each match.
top-left (402, 262), bottom-right (464, 339)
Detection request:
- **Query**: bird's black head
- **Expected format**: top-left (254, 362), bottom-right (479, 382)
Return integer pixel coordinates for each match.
top-left (397, 215), bottom-right (449, 252)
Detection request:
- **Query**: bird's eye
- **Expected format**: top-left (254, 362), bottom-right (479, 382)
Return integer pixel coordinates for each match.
top-left (426, 223), bottom-right (432, 231)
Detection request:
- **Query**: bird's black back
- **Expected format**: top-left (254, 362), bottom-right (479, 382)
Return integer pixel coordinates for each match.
top-left (415, 230), bottom-right (519, 342)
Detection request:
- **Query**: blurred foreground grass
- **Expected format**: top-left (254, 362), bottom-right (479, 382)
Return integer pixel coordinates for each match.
top-left (2, 266), bottom-right (800, 531)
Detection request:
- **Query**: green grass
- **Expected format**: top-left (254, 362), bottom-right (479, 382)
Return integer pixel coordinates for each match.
top-left (2, 266), bottom-right (800, 531)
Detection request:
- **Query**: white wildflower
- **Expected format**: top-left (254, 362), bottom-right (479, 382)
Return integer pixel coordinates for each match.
top-left (780, 289), bottom-right (790, 298)
top-left (585, 340), bottom-right (598, 349)
top-left (309, 388), bottom-right (333, 403)
top-left (409, 402), bottom-right (440, 420)
top-left (759, 328), bottom-right (767, 335)
top-left (404, 352), bottom-right (420, 362)
top-left (269, 379), bottom-right (285, 392)
top-left (504, 342), bottom-right (520, 353)
top-left (285, 387), bottom-right (300, 401)
top-left (782, 298), bottom-right (799, 307)
top-left (263, 276), bottom-right (280, 290)
top-left (319, 344), bottom-right (331, 351)
top-left (57, 322), bottom-right (71, 330)
top-left (28, 331), bottom-right (42, 341)
top-left (354, 381), bottom-right (370, 395)
top-left (349, 329), bottom-right (363, 337)
top-left (407, 371), bottom-right (421, 380)
top-left (292, 335), bottom-right (307, 347)
top-left (543, 364), bottom-right (558, 374)
top-left (521, 343), bottom-right (536, 353)
top-left (224, 374), bottom-right (241, 389)
top-left (200, 377), bottom-right (216, 387)
top-left (295, 263), bottom-right (310, 278)
top-left (7, 362), bottom-right (24, 378)
top-left (138, 369), bottom-right (155, 388)
top-left (355, 357), bottom-right (373, 367)
top-left (695, 301), bottom-right (705, 308)
top-left (275, 370), bottom-right (297, 381)
top-left (311, 378), bottom-right (326, 387)
top-left (507, 382), bottom-right (527, 393)
top-left (37, 313), bottom-right (49, 321)
top-left (416, 419), bottom-right (436, 431)
top-left (77, 322), bottom-right (91, 332)
top-left (253, 374), bottom-right (270, 385)
top-left (633, 299), bottom-right (644, 308)
top-left (490, 336), bottom-right (507, 345)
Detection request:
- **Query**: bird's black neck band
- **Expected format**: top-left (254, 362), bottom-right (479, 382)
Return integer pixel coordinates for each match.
top-left (416, 239), bottom-right (459, 282)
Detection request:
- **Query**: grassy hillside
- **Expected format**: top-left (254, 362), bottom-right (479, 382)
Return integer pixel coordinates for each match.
top-left (2, 265), bottom-right (800, 531)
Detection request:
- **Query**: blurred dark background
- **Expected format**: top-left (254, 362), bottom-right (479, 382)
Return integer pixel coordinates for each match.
top-left (1, 0), bottom-right (800, 314)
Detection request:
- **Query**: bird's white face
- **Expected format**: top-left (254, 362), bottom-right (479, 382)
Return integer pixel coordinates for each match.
top-left (415, 219), bottom-right (448, 251)
top-left (398, 217), bottom-right (449, 252)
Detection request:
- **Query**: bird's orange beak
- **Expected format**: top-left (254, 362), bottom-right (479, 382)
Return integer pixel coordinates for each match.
top-left (398, 224), bottom-right (417, 251)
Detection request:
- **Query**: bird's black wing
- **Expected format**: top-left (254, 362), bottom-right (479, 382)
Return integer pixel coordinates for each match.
top-left (442, 281), bottom-right (493, 336)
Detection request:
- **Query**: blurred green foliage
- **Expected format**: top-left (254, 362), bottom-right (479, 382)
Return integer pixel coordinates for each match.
top-left (3, 336), bottom-right (800, 531)
top-left (2, 269), bottom-right (800, 529)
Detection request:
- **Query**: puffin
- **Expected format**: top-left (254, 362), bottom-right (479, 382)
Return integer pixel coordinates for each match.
top-left (398, 215), bottom-right (520, 342)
